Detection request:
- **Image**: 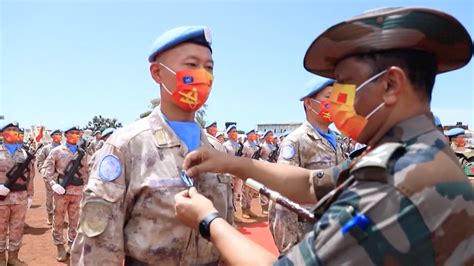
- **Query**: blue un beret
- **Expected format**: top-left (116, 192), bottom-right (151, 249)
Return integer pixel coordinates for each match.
top-left (246, 129), bottom-right (255, 135)
top-left (299, 77), bottom-right (335, 101)
top-left (50, 129), bottom-right (62, 136)
top-left (205, 121), bottom-right (217, 129)
top-left (148, 26), bottom-right (212, 63)
top-left (226, 125), bottom-right (237, 133)
top-left (64, 126), bottom-right (80, 134)
top-left (434, 115), bottom-right (442, 127)
top-left (102, 128), bottom-right (116, 137)
top-left (1, 121), bottom-right (19, 132)
top-left (446, 128), bottom-right (465, 137)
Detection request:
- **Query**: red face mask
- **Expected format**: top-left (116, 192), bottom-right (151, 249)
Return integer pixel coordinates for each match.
top-left (66, 133), bottom-right (80, 144)
top-left (248, 133), bottom-right (257, 142)
top-left (229, 132), bottom-right (238, 141)
top-left (265, 136), bottom-right (274, 143)
top-left (456, 138), bottom-right (466, 147)
top-left (52, 134), bottom-right (62, 143)
top-left (309, 99), bottom-right (332, 124)
top-left (3, 130), bottom-right (19, 143)
top-left (160, 63), bottom-right (213, 112)
top-left (208, 127), bottom-right (218, 137)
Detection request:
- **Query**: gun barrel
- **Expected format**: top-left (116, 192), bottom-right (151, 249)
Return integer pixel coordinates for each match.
top-left (245, 178), bottom-right (316, 222)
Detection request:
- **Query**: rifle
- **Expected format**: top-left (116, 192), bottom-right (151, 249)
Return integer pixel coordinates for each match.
top-left (1, 143), bottom-right (43, 200)
top-left (268, 144), bottom-right (279, 163)
top-left (252, 144), bottom-right (263, 160)
top-left (58, 143), bottom-right (87, 188)
top-left (245, 178), bottom-right (315, 223)
top-left (235, 142), bottom-right (244, 157)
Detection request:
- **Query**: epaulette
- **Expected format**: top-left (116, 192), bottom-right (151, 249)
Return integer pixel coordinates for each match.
top-left (350, 143), bottom-right (406, 183)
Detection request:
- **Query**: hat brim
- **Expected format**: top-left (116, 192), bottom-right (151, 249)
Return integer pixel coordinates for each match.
top-left (304, 7), bottom-right (473, 79)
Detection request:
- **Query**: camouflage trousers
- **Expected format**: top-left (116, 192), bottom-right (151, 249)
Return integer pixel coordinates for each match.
top-left (0, 203), bottom-right (27, 252)
top-left (44, 181), bottom-right (53, 215)
top-left (52, 193), bottom-right (81, 245)
top-left (240, 184), bottom-right (253, 209)
top-left (268, 201), bottom-right (313, 254)
top-left (231, 177), bottom-right (242, 210)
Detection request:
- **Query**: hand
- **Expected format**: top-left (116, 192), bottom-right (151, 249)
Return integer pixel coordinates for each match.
top-left (174, 187), bottom-right (218, 230)
top-left (27, 196), bottom-right (33, 209)
top-left (183, 147), bottom-right (235, 177)
top-left (51, 183), bottom-right (66, 195)
top-left (0, 185), bottom-right (10, 196)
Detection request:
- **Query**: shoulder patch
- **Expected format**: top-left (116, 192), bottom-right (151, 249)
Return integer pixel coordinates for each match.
top-left (99, 154), bottom-right (123, 182)
top-left (281, 145), bottom-right (295, 160)
top-left (351, 143), bottom-right (405, 173)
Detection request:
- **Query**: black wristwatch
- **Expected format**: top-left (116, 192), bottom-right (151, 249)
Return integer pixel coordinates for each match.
top-left (199, 212), bottom-right (220, 241)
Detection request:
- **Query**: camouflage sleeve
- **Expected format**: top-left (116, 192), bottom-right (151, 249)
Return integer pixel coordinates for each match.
top-left (275, 178), bottom-right (437, 265)
top-left (36, 146), bottom-right (48, 171)
top-left (311, 159), bottom-right (351, 200)
top-left (27, 159), bottom-right (35, 197)
top-left (70, 143), bottom-right (127, 265)
top-left (42, 150), bottom-right (57, 184)
top-left (242, 143), bottom-right (252, 158)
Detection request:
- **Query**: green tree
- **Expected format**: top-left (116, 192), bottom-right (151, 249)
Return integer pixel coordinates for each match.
top-left (139, 98), bottom-right (208, 127)
top-left (84, 115), bottom-right (123, 133)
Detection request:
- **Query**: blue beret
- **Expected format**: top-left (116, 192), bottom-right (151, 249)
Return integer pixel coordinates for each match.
top-left (446, 128), bottom-right (465, 137)
top-left (94, 130), bottom-right (101, 135)
top-left (299, 77), bottom-right (335, 101)
top-left (1, 121), bottom-right (19, 131)
top-left (216, 132), bottom-right (224, 138)
top-left (226, 125), bottom-right (237, 133)
top-left (246, 129), bottom-right (255, 135)
top-left (148, 26), bottom-right (212, 63)
top-left (433, 115), bottom-right (442, 126)
top-left (102, 127), bottom-right (116, 137)
top-left (64, 126), bottom-right (80, 134)
top-left (205, 121), bottom-right (217, 129)
top-left (263, 130), bottom-right (273, 137)
top-left (50, 129), bottom-right (62, 136)
top-left (18, 128), bottom-right (25, 133)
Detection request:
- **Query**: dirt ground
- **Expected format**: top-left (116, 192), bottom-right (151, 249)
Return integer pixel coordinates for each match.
top-left (17, 169), bottom-right (275, 265)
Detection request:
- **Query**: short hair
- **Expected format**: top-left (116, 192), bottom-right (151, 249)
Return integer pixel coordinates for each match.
top-left (353, 49), bottom-right (437, 102)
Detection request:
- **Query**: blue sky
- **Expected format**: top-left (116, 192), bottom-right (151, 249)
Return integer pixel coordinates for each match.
top-left (1, 0), bottom-right (473, 133)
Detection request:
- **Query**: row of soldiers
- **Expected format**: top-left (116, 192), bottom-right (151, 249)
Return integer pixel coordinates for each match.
top-left (0, 123), bottom-right (116, 265)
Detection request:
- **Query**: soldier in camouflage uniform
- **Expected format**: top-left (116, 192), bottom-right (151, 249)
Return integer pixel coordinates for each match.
top-left (258, 130), bottom-right (276, 214)
top-left (71, 26), bottom-right (233, 265)
top-left (223, 124), bottom-right (244, 221)
top-left (174, 7), bottom-right (474, 265)
top-left (269, 78), bottom-right (347, 254)
top-left (0, 122), bottom-right (34, 266)
top-left (205, 121), bottom-right (226, 153)
top-left (36, 129), bottom-right (62, 225)
top-left (241, 129), bottom-right (260, 219)
top-left (86, 130), bottom-right (102, 155)
top-left (41, 126), bottom-right (89, 262)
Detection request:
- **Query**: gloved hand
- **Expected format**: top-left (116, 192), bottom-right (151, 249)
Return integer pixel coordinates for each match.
top-left (51, 183), bottom-right (66, 195)
top-left (27, 196), bottom-right (33, 209)
top-left (0, 185), bottom-right (10, 196)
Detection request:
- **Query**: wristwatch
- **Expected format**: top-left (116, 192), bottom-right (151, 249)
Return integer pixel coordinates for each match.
top-left (199, 212), bottom-right (220, 241)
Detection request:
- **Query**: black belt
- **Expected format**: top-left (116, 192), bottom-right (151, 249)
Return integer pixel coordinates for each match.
top-left (124, 256), bottom-right (219, 266)
top-left (9, 183), bottom-right (27, 192)
top-left (57, 177), bottom-right (84, 186)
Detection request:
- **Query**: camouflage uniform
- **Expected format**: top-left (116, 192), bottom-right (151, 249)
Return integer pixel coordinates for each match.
top-left (276, 115), bottom-right (474, 265)
top-left (41, 145), bottom-right (89, 247)
top-left (206, 133), bottom-right (226, 153)
top-left (241, 140), bottom-right (259, 209)
top-left (259, 141), bottom-right (277, 208)
top-left (36, 143), bottom-right (59, 221)
top-left (86, 139), bottom-right (101, 156)
top-left (95, 139), bottom-right (105, 151)
top-left (71, 107), bottom-right (233, 265)
top-left (223, 139), bottom-right (243, 208)
top-left (269, 121), bottom-right (346, 254)
top-left (0, 145), bottom-right (34, 253)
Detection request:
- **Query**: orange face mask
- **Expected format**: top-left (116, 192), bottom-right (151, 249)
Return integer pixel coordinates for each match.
top-left (309, 98), bottom-right (332, 124)
top-left (229, 132), bottom-right (238, 141)
top-left (265, 136), bottom-right (274, 143)
top-left (208, 127), bottom-right (218, 137)
top-left (3, 131), bottom-right (19, 143)
top-left (160, 63), bottom-right (213, 112)
top-left (52, 134), bottom-right (62, 143)
top-left (456, 138), bottom-right (466, 147)
top-left (248, 133), bottom-right (257, 142)
top-left (328, 70), bottom-right (387, 141)
top-left (66, 133), bottom-right (80, 144)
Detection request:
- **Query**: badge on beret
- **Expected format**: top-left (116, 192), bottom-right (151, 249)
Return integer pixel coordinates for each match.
top-left (204, 27), bottom-right (212, 43)
top-left (99, 155), bottom-right (122, 182)
top-left (281, 146), bottom-right (295, 160)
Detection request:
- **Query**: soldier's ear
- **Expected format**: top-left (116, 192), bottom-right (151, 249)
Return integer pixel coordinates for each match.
top-left (150, 63), bottom-right (163, 84)
top-left (383, 67), bottom-right (404, 106)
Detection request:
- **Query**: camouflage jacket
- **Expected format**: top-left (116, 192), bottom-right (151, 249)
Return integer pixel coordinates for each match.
top-left (206, 133), bottom-right (226, 153)
top-left (243, 140), bottom-right (258, 158)
top-left (270, 121), bottom-right (347, 253)
top-left (71, 107), bottom-right (234, 265)
top-left (261, 141), bottom-right (276, 161)
top-left (41, 144), bottom-right (89, 196)
top-left (36, 143), bottom-right (59, 178)
top-left (0, 145), bottom-right (35, 205)
top-left (276, 114), bottom-right (473, 265)
top-left (223, 139), bottom-right (241, 156)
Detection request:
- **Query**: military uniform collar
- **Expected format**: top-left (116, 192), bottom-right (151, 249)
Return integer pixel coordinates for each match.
top-left (379, 114), bottom-right (436, 144)
top-left (148, 105), bottom-right (210, 149)
top-left (303, 121), bottom-right (325, 141)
